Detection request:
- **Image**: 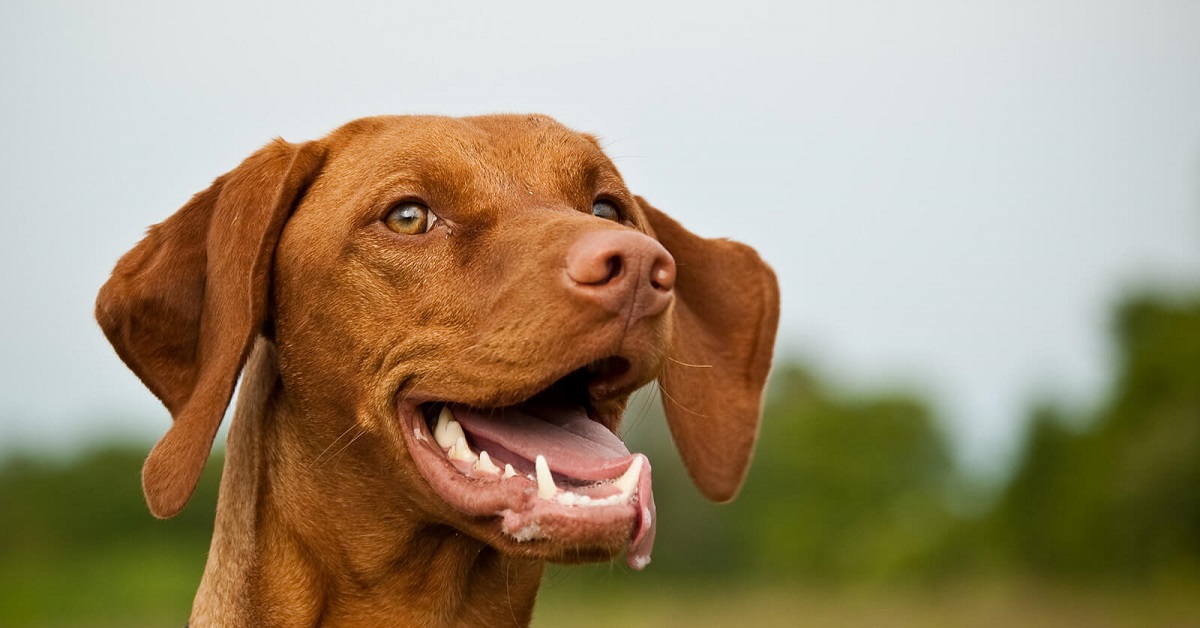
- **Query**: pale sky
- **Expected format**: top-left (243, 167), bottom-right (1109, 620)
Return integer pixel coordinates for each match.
top-left (2, 0), bottom-right (1198, 475)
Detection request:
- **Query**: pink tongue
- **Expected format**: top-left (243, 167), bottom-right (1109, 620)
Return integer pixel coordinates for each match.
top-left (450, 403), bottom-right (632, 480)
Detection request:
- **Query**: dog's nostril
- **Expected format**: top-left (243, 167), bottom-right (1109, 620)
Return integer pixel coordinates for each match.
top-left (566, 242), bottom-right (627, 287)
top-left (603, 255), bottom-right (623, 284)
top-left (648, 255), bottom-right (676, 292)
top-left (649, 267), bottom-right (667, 291)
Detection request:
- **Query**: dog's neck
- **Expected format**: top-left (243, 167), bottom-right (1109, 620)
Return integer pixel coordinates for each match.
top-left (190, 339), bottom-right (544, 628)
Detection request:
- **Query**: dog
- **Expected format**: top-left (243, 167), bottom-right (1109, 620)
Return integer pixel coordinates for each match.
top-left (96, 114), bottom-right (779, 627)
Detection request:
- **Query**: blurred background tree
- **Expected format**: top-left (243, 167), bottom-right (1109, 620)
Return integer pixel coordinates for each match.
top-left (993, 295), bottom-right (1200, 578)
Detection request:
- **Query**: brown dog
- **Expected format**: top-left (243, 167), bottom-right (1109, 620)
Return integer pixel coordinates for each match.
top-left (96, 114), bottom-right (779, 627)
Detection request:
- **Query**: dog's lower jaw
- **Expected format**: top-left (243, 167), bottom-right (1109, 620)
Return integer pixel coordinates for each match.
top-left (190, 340), bottom-right (545, 628)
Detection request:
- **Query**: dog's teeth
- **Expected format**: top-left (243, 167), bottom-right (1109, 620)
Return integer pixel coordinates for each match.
top-left (535, 455), bottom-right (556, 500)
top-left (556, 491), bottom-right (591, 507)
top-left (556, 489), bottom-right (626, 508)
top-left (502, 464), bottom-right (516, 479)
top-left (433, 406), bottom-right (461, 449)
top-left (448, 435), bottom-right (477, 464)
top-left (613, 455), bottom-right (644, 499)
top-left (474, 451), bottom-right (500, 475)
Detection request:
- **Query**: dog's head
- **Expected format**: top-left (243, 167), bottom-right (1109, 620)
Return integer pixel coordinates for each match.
top-left (96, 114), bottom-right (779, 569)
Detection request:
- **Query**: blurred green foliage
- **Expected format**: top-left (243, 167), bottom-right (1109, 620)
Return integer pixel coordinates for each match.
top-left (0, 447), bottom-right (220, 625)
top-left (2, 292), bottom-right (1199, 625)
top-left (992, 295), bottom-right (1200, 578)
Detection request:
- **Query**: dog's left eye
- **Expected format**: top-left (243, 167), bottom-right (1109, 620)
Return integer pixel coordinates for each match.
top-left (592, 200), bottom-right (620, 222)
top-left (385, 202), bottom-right (436, 235)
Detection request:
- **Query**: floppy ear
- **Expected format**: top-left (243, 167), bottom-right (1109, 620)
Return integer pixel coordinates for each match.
top-left (95, 139), bottom-right (325, 518)
top-left (638, 197), bottom-right (780, 503)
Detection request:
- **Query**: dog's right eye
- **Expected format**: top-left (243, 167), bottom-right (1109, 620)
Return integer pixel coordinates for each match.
top-left (592, 200), bottom-right (621, 222)
top-left (385, 202), bottom-right (435, 235)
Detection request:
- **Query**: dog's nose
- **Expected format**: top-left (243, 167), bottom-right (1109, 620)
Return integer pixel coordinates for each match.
top-left (565, 230), bottom-right (676, 320)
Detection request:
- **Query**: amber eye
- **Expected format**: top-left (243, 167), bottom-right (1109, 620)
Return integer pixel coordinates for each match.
top-left (592, 200), bottom-right (620, 222)
top-left (385, 202), bottom-right (434, 235)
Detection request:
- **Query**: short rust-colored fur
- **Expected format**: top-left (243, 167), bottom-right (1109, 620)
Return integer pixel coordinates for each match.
top-left (96, 115), bottom-right (779, 627)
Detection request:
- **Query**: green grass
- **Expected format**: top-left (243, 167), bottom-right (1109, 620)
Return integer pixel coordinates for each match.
top-left (533, 580), bottom-right (1200, 628)
top-left (4, 550), bottom-right (1199, 628)
top-left (0, 544), bottom-right (204, 628)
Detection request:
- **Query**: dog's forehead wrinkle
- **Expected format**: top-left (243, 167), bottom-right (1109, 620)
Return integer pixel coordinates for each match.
top-left (325, 116), bottom-right (624, 230)
top-left (437, 115), bottom-right (611, 200)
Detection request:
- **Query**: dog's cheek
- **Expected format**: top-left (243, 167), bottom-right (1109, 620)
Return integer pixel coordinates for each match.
top-left (274, 218), bottom-right (468, 413)
top-left (271, 224), bottom-right (366, 413)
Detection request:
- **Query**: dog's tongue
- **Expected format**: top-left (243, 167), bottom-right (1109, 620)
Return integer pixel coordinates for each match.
top-left (454, 401), bottom-right (629, 477)
top-left (449, 400), bottom-right (656, 569)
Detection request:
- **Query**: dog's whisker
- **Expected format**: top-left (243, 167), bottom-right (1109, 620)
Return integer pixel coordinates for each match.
top-left (658, 383), bottom-right (709, 418)
top-left (308, 422), bottom-right (361, 470)
top-left (504, 555), bottom-right (520, 628)
top-left (324, 426), bottom-right (368, 467)
top-left (666, 356), bottom-right (713, 368)
top-left (620, 385), bottom-right (655, 438)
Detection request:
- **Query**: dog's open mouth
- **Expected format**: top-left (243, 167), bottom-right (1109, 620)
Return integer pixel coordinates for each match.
top-left (399, 358), bottom-right (657, 570)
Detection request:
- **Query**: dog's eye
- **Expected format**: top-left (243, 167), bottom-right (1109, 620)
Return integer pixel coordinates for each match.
top-left (592, 200), bottom-right (620, 222)
top-left (385, 202), bottom-right (435, 235)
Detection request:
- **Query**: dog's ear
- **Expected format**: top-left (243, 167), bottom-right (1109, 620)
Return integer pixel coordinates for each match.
top-left (637, 197), bottom-right (780, 503)
top-left (96, 139), bottom-right (325, 518)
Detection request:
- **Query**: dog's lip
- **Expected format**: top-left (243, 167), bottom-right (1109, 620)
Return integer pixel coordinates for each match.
top-left (396, 397), bottom-right (656, 570)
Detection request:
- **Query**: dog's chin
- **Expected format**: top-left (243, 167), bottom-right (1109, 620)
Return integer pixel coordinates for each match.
top-left (395, 358), bottom-right (657, 571)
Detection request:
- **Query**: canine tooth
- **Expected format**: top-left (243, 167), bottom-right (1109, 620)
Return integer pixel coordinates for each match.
top-left (447, 422), bottom-right (466, 445)
top-left (502, 464), bottom-right (516, 479)
top-left (448, 435), bottom-right (477, 464)
top-left (535, 455), bottom-right (557, 500)
top-left (432, 408), bottom-right (449, 446)
top-left (613, 456), bottom-right (644, 499)
top-left (433, 407), bottom-right (462, 449)
top-left (474, 450), bottom-right (500, 475)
